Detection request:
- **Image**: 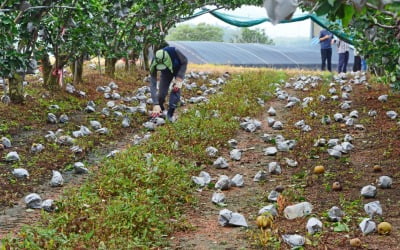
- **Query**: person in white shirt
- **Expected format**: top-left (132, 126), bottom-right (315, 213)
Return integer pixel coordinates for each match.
top-left (332, 38), bottom-right (350, 73)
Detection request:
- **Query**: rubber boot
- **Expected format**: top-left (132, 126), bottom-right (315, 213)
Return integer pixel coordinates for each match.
top-left (159, 105), bottom-right (166, 118)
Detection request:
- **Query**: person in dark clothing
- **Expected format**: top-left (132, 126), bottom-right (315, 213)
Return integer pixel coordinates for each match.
top-left (319, 29), bottom-right (333, 71)
top-left (353, 48), bottom-right (362, 72)
top-left (149, 46), bottom-right (188, 121)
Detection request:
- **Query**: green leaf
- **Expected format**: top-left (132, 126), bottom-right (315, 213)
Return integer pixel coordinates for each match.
top-left (332, 1), bottom-right (346, 18)
top-left (328, 0), bottom-right (335, 7)
top-left (315, 1), bottom-right (332, 16)
top-left (342, 5), bottom-right (355, 26)
top-left (333, 222), bottom-right (349, 232)
top-left (84, 230), bottom-right (94, 240)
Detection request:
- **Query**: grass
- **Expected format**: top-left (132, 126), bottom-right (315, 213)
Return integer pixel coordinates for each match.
top-left (37, 94), bottom-right (85, 113)
top-left (2, 69), bottom-right (286, 249)
top-left (249, 228), bottom-right (281, 248)
top-left (0, 120), bottom-right (18, 135)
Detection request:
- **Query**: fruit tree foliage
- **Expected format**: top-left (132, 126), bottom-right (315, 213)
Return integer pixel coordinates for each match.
top-left (1, 0), bottom-right (399, 88)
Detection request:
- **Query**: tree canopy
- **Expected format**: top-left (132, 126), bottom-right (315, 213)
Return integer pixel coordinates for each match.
top-left (1, 0), bottom-right (399, 104)
top-left (166, 23), bottom-right (224, 42)
top-left (231, 27), bottom-right (274, 44)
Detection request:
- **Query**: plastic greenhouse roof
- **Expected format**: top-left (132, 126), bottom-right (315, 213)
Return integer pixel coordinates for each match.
top-left (168, 41), bottom-right (354, 70)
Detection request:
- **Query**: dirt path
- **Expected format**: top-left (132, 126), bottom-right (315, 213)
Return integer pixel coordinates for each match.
top-left (0, 70), bottom-right (224, 241)
top-left (170, 74), bottom-right (400, 249)
top-left (0, 134), bottom-right (134, 237)
top-left (2, 72), bottom-right (399, 249)
top-left (170, 97), bottom-right (291, 249)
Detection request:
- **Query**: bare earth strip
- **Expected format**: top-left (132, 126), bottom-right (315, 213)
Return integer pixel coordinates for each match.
top-left (170, 98), bottom-right (289, 249)
top-left (170, 75), bottom-right (400, 249)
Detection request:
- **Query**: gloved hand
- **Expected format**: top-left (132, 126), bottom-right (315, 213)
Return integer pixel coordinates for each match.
top-left (172, 80), bottom-right (183, 92)
top-left (151, 105), bottom-right (162, 117)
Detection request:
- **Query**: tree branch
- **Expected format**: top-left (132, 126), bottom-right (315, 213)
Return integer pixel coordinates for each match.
top-left (0, 0), bottom-right (9, 10)
top-left (374, 22), bottom-right (396, 29)
top-left (13, 5), bottom-right (78, 23)
top-left (366, 2), bottom-right (397, 18)
top-left (26, 5), bottom-right (80, 11)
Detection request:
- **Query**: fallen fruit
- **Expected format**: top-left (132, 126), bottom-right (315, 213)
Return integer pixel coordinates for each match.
top-left (332, 182), bottom-right (342, 191)
top-left (196, 90), bottom-right (203, 95)
top-left (349, 238), bottom-right (361, 247)
top-left (313, 165), bottom-right (325, 174)
top-left (377, 222), bottom-right (392, 235)
top-left (373, 165), bottom-right (382, 172)
top-left (256, 214), bottom-right (273, 229)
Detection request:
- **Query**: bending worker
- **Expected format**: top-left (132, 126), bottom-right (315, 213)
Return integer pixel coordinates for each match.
top-left (149, 46), bottom-right (188, 121)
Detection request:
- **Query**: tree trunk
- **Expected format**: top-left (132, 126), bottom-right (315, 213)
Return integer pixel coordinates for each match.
top-left (142, 45), bottom-right (150, 71)
top-left (129, 51), bottom-right (138, 72)
top-left (124, 57), bottom-right (129, 72)
top-left (105, 57), bottom-right (117, 77)
top-left (72, 55), bottom-right (84, 84)
top-left (70, 61), bottom-right (75, 75)
top-left (43, 54), bottom-right (68, 90)
top-left (41, 54), bottom-right (52, 84)
top-left (44, 67), bottom-right (59, 90)
top-left (8, 74), bottom-right (24, 104)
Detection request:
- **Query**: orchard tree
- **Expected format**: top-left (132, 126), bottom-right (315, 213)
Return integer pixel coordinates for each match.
top-left (0, 0), bottom-right (266, 88)
top-left (38, 0), bottom-right (106, 89)
top-left (68, 0), bottom-right (104, 84)
top-left (139, 0), bottom-right (265, 69)
top-left (3, 0), bottom-right (399, 102)
top-left (0, 4), bottom-right (24, 103)
top-left (96, 0), bottom-right (138, 77)
top-left (347, 2), bottom-right (400, 86)
top-left (136, 0), bottom-right (205, 71)
top-left (0, 0), bottom-right (63, 103)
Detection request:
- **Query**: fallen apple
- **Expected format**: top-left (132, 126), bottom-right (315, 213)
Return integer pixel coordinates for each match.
top-left (377, 222), bottom-right (392, 235)
top-left (313, 165), bottom-right (325, 174)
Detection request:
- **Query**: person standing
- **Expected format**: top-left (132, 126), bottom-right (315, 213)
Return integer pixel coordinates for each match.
top-left (319, 29), bottom-right (333, 71)
top-left (353, 48), bottom-right (362, 72)
top-left (361, 57), bottom-right (367, 72)
top-left (149, 46), bottom-right (188, 122)
top-left (335, 39), bottom-right (350, 73)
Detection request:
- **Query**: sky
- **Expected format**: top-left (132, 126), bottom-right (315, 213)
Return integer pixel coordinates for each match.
top-left (181, 5), bottom-right (311, 39)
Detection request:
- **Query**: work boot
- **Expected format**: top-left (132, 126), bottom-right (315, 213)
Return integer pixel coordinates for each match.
top-left (160, 110), bottom-right (167, 119)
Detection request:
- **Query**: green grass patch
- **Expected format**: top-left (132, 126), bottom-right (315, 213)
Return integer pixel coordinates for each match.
top-left (2, 69), bottom-right (286, 249)
top-left (37, 94), bottom-right (86, 113)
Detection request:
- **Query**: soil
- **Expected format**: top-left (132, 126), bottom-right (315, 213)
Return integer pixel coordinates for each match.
top-left (1, 69), bottom-right (399, 250)
top-left (0, 66), bottom-right (220, 240)
top-left (170, 73), bottom-right (400, 249)
top-left (0, 67), bottom-right (152, 237)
